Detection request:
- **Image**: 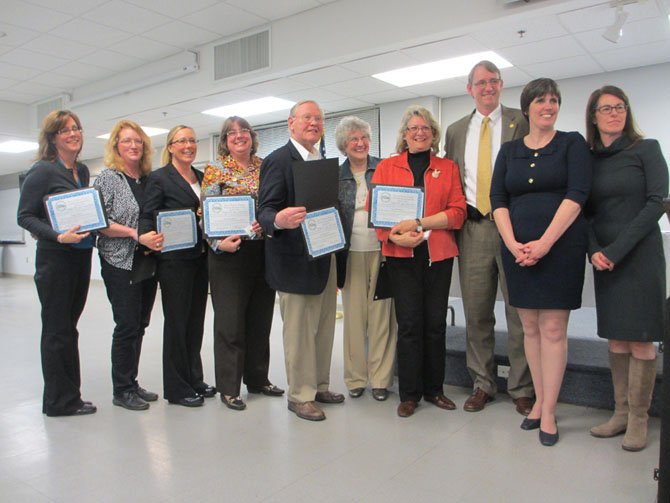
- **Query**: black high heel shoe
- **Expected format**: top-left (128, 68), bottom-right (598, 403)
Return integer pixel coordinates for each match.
top-left (520, 417), bottom-right (541, 430)
top-left (539, 422), bottom-right (559, 446)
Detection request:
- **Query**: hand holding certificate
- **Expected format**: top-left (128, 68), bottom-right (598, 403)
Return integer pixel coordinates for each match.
top-left (300, 207), bottom-right (345, 259)
top-left (44, 187), bottom-right (108, 234)
top-left (156, 209), bottom-right (197, 252)
top-left (369, 184), bottom-right (424, 228)
top-left (202, 195), bottom-right (256, 238)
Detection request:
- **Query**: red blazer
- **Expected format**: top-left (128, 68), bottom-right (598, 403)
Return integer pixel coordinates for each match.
top-left (370, 151), bottom-right (466, 262)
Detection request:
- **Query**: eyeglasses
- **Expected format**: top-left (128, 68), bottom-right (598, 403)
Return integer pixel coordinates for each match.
top-left (226, 128), bottom-right (251, 137)
top-left (595, 103), bottom-right (627, 114)
top-left (118, 138), bottom-right (144, 146)
top-left (347, 136), bottom-right (369, 144)
top-left (296, 114), bottom-right (324, 123)
top-left (58, 125), bottom-right (82, 135)
top-left (472, 78), bottom-right (501, 88)
top-left (170, 138), bottom-right (198, 146)
top-left (406, 125), bottom-right (432, 134)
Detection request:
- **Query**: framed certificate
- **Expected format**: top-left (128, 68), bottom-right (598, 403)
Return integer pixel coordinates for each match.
top-left (202, 195), bottom-right (255, 238)
top-left (369, 184), bottom-right (425, 228)
top-left (44, 187), bottom-right (108, 233)
top-left (156, 209), bottom-right (198, 252)
top-left (300, 206), bottom-right (345, 259)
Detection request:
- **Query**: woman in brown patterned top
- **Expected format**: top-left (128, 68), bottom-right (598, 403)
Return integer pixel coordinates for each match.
top-left (201, 116), bottom-right (283, 411)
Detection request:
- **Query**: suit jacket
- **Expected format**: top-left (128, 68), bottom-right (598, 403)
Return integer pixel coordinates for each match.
top-left (444, 105), bottom-right (528, 189)
top-left (139, 162), bottom-right (205, 261)
top-left (257, 141), bottom-right (331, 295)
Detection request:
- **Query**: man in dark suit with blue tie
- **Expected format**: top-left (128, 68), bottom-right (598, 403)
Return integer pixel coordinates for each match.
top-left (257, 100), bottom-right (344, 421)
top-left (444, 61), bottom-right (534, 415)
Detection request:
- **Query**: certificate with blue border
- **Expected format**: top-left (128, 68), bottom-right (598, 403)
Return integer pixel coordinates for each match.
top-left (156, 209), bottom-right (197, 252)
top-left (202, 195), bottom-right (255, 238)
top-left (369, 184), bottom-right (424, 228)
top-left (300, 206), bottom-right (345, 259)
top-left (44, 187), bottom-right (108, 233)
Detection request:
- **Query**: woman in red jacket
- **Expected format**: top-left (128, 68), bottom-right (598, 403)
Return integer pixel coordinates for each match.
top-left (371, 106), bottom-right (466, 417)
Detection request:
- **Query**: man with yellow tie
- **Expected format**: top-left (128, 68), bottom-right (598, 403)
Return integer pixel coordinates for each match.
top-left (444, 61), bottom-right (534, 415)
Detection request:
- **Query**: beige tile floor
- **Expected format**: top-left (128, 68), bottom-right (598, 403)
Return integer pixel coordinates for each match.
top-left (0, 275), bottom-right (661, 502)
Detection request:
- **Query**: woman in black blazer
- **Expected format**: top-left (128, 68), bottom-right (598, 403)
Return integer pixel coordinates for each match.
top-left (17, 110), bottom-right (97, 417)
top-left (139, 125), bottom-right (215, 407)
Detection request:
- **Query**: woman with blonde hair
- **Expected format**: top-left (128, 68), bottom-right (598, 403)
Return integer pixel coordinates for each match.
top-left (94, 120), bottom-right (159, 411)
top-left (139, 125), bottom-right (214, 407)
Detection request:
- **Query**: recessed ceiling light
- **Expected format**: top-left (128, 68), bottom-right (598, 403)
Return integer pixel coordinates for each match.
top-left (202, 97), bottom-right (295, 118)
top-left (372, 51), bottom-right (513, 87)
top-left (0, 140), bottom-right (38, 153)
top-left (96, 126), bottom-right (169, 140)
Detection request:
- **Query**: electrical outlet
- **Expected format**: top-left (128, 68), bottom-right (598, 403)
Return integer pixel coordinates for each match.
top-left (497, 365), bottom-right (510, 378)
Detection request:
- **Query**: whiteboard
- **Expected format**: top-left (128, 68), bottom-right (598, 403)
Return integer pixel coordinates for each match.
top-left (0, 188), bottom-right (25, 243)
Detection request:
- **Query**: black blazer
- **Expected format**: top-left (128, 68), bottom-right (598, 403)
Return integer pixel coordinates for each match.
top-left (139, 163), bottom-right (205, 261)
top-left (257, 141), bottom-right (331, 295)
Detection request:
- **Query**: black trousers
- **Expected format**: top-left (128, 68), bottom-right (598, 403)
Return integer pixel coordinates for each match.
top-left (386, 243), bottom-right (453, 402)
top-left (157, 254), bottom-right (208, 401)
top-left (100, 257), bottom-right (158, 397)
top-left (208, 241), bottom-right (275, 397)
top-left (34, 247), bottom-right (92, 415)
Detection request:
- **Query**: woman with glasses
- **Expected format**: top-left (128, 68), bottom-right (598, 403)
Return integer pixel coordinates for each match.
top-left (490, 78), bottom-right (592, 446)
top-left (335, 116), bottom-right (395, 402)
top-left (585, 86), bottom-right (668, 451)
top-left (94, 120), bottom-right (159, 411)
top-left (370, 106), bottom-right (466, 418)
top-left (17, 110), bottom-right (97, 417)
top-left (201, 116), bottom-right (283, 411)
top-left (139, 125), bottom-right (215, 407)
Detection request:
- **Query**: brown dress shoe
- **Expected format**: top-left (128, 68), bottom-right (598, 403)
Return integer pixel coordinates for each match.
top-left (463, 388), bottom-right (494, 412)
top-left (513, 396), bottom-right (535, 416)
top-left (397, 400), bottom-right (418, 417)
top-left (424, 394), bottom-right (456, 410)
top-left (315, 390), bottom-right (345, 403)
top-left (288, 400), bottom-right (325, 421)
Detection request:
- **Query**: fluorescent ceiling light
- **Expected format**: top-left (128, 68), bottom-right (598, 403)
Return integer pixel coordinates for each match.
top-left (96, 126), bottom-right (169, 140)
top-left (373, 51), bottom-right (512, 87)
top-left (0, 140), bottom-right (38, 153)
top-left (202, 97), bottom-right (295, 118)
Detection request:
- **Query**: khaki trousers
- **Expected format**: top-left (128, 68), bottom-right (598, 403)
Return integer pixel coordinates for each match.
top-left (457, 219), bottom-right (533, 398)
top-left (278, 257), bottom-right (337, 403)
top-left (341, 251), bottom-right (396, 390)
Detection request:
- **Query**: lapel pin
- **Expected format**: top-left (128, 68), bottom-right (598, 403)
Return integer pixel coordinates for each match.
top-left (432, 170), bottom-right (440, 178)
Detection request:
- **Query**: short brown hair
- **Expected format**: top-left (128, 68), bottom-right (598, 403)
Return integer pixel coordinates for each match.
top-left (520, 78), bottom-right (561, 116)
top-left (217, 116), bottom-right (258, 157)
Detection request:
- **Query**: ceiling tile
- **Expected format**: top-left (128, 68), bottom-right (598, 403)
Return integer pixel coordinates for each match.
top-left (495, 66), bottom-right (533, 89)
top-left (47, 19), bottom-right (131, 48)
top-left (322, 76), bottom-right (396, 98)
top-left (0, 61), bottom-right (43, 81)
top-left (596, 40), bottom-right (670, 72)
top-left (225, 0), bottom-right (321, 22)
top-left (1, 0), bottom-right (72, 31)
top-left (0, 76), bottom-right (20, 90)
top-left (81, 1), bottom-right (174, 34)
top-left (471, 14), bottom-right (568, 48)
top-left (558, 0), bottom-right (662, 34)
top-left (340, 52), bottom-right (418, 75)
top-left (143, 20), bottom-right (222, 50)
top-left (520, 54), bottom-right (604, 81)
top-left (123, 0), bottom-right (218, 16)
top-left (21, 34), bottom-right (98, 60)
top-left (0, 89), bottom-right (37, 103)
top-left (24, 0), bottom-right (109, 16)
top-left (319, 97), bottom-right (374, 113)
top-left (400, 36), bottom-right (488, 62)
top-left (243, 77), bottom-right (312, 96)
top-left (405, 78), bottom-right (469, 98)
top-left (42, 73), bottom-right (90, 89)
top-left (573, 17), bottom-right (670, 54)
top-left (498, 36), bottom-right (586, 66)
top-left (181, 3), bottom-right (266, 37)
top-left (288, 66), bottom-right (362, 87)
top-left (0, 48), bottom-right (69, 72)
top-left (77, 49), bottom-right (145, 72)
top-left (108, 36), bottom-right (179, 60)
top-left (279, 87), bottom-right (346, 104)
top-left (357, 88), bottom-right (420, 105)
top-left (0, 22), bottom-right (41, 47)
top-left (6, 80), bottom-right (67, 97)
top-left (51, 61), bottom-right (115, 81)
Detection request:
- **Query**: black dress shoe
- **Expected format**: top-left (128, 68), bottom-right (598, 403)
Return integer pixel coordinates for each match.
top-left (195, 384), bottom-right (216, 398)
top-left (348, 387), bottom-right (364, 398)
top-left (135, 386), bottom-right (158, 402)
top-left (168, 395), bottom-right (204, 407)
top-left (539, 423), bottom-right (559, 446)
top-left (73, 403), bottom-right (97, 416)
top-left (221, 395), bottom-right (246, 411)
top-left (113, 391), bottom-right (149, 411)
top-left (247, 384), bottom-right (285, 396)
top-left (372, 388), bottom-right (388, 401)
top-left (520, 417), bottom-right (541, 430)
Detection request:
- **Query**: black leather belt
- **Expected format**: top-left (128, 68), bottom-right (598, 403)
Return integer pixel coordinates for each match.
top-left (466, 204), bottom-right (493, 221)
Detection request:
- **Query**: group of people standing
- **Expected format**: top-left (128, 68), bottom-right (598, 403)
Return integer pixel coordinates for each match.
top-left (16, 60), bottom-right (667, 452)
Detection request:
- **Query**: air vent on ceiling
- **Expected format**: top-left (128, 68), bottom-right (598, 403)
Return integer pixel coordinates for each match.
top-left (213, 30), bottom-right (270, 80)
top-left (33, 94), bottom-right (71, 130)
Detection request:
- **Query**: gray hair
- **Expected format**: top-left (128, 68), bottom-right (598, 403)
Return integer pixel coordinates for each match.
top-left (334, 116), bottom-right (372, 155)
top-left (395, 106), bottom-right (441, 154)
top-left (467, 60), bottom-right (502, 85)
top-left (289, 100), bottom-right (323, 118)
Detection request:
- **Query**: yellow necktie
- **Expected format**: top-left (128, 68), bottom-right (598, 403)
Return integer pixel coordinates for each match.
top-left (476, 116), bottom-right (492, 215)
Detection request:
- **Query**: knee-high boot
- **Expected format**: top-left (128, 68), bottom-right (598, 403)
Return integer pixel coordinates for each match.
top-left (590, 352), bottom-right (629, 438)
top-left (622, 356), bottom-right (657, 452)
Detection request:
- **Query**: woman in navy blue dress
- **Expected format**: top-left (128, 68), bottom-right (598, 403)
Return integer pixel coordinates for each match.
top-left (490, 78), bottom-right (592, 446)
